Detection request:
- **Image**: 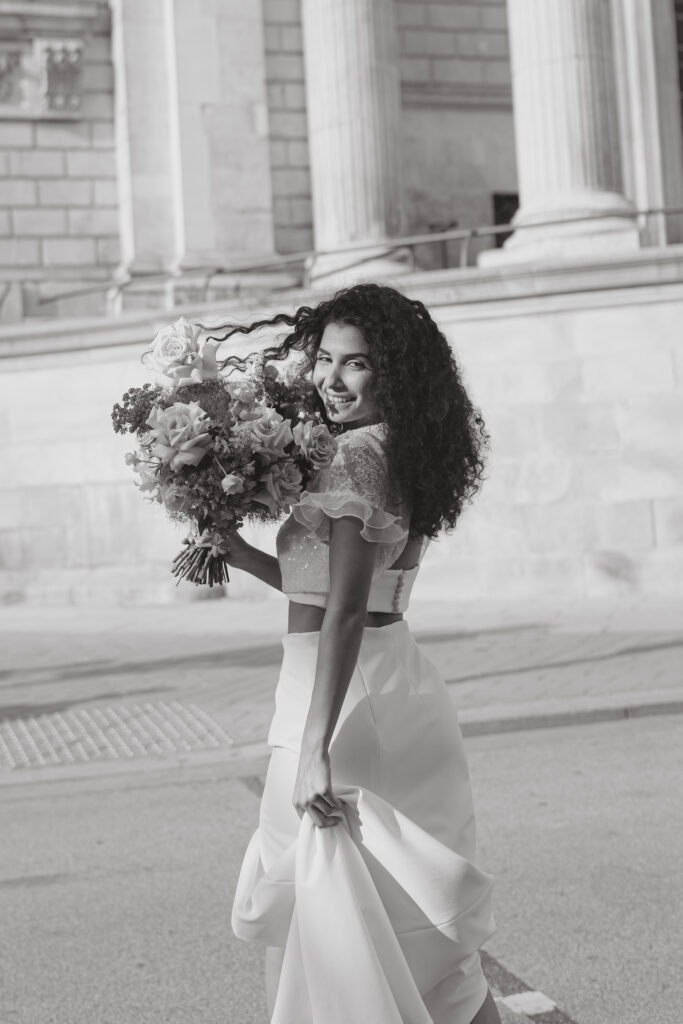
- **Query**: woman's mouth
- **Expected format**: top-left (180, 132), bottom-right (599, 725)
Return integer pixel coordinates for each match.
top-left (326, 394), bottom-right (355, 408)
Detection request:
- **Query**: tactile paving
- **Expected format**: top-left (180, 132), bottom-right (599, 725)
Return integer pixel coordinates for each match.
top-left (0, 700), bottom-right (232, 770)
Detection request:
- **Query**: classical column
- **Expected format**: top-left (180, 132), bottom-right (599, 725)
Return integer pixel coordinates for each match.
top-left (301, 0), bottom-right (410, 284)
top-left (611, 0), bottom-right (683, 246)
top-left (481, 0), bottom-right (639, 264)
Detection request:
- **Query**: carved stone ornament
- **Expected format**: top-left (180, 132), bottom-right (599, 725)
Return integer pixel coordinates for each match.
top-left (37, 38), bottom-right (84, 113)
top-left (0, 47), bottom-right (23, 106)
top-left (0, 37), bottom-right (83, 119)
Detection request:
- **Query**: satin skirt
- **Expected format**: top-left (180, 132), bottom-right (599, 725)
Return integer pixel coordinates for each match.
top-left (231, 620), bottom-right (496, 1024)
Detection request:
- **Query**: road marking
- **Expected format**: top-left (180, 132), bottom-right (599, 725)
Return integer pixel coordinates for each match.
top-left (482, 950), bottom-right (579, 1023)
top-left (501, 991), bottom-right (556, 1015)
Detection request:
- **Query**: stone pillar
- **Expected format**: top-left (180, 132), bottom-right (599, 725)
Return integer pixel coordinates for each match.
top-left (481, 0), bottom-right (639, 265)
top-left (611, 0), bottom-right (683, 246)
top-left (110, 0), bottom-right (275, 297)
top-left (163, 0), bottom-right (275, 271)
top-left (110, 0), bottom-right (176, 275)
top-left (301, 0), bottom-right (410, 285)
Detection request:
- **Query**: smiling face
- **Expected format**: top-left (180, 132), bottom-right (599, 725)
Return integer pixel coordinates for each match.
top-left (312, 322), bottom-right (382, 428)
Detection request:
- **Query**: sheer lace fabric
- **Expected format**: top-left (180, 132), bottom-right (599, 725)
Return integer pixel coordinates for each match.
top-left (277, 423), bottom-right (426, 611)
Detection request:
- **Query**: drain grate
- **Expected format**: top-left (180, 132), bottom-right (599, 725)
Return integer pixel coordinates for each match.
top-left (0, 700), bottom-right (233, 770)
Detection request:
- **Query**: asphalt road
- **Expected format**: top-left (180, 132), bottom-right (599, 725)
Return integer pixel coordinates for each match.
top-left (2, 713), bottom-right (681, 1024)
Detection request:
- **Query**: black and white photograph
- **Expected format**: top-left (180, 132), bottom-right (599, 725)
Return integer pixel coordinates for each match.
top-left (1, 1), bottom-right (681, 1023)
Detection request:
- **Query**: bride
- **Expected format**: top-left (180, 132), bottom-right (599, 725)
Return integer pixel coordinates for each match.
top-left (222, 283), bottom-right (501, 1024)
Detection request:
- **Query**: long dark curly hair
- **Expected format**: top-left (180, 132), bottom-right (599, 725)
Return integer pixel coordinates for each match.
top-left (204, 283), bottom-right (488, 540)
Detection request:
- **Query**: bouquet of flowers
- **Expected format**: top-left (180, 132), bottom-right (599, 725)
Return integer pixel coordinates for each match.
top-left (111, 317), bottom-right (337, 586)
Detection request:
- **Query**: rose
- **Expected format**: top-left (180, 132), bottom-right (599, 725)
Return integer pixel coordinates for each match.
top-left (134, 461), bottom-right (161, 500)
top-left (224, 379), bottom-right (264, 421)
top-left (240, 407), bottom-right (293, 456)
top-left (146, 401), bottom-right (213, 470)
top-left (292, 419), bottom-right (337, 471)
top-left (221, 472), bottom-right (245, 497)
top-left (253, 460), bottom-right (303, 513)
top-left (143, 317), bottom-right (219, 386)
top-left (159, 481), bottom-right (193, 513)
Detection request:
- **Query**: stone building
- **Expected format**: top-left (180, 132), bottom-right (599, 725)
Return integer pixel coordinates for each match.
top-left (1, 0), bottom-right (682, 603)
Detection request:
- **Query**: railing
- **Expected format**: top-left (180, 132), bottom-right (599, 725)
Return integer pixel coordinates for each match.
top-left (33, 203), bottom-right (683, 311)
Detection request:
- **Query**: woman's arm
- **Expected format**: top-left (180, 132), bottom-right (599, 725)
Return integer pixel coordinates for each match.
top-left (225, 532), bottom-right (283, 592)
top-left (293, 515), bottom-right (378, 828)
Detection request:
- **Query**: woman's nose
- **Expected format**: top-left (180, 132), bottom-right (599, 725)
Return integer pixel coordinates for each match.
top-left (324, 363), bottom-right (344, 389)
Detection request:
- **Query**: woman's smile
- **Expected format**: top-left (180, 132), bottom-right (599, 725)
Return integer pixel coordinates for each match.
top-left (326, 393), bottom-right (356, 406)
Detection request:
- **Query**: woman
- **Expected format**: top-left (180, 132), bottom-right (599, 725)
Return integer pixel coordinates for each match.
top-left (223, 283), bottom-right (500, 1024)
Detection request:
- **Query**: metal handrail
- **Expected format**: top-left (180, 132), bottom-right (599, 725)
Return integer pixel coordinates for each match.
top-left (32, 202), bottom-right (683, 309)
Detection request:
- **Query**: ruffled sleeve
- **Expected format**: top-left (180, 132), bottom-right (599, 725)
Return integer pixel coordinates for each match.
top-left (292, 426), bottom-right (408, 546)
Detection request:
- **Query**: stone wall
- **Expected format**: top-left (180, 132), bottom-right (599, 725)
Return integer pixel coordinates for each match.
top-left (397, 0), bottom-right (510, 96)
top-left (1, 265), bottom-right (682, 604)
top-left (423, 286), bottom-right (683, 598)
top-left (0, 8), bottom-right (118, 318)
top-left (398, 0), bottom-right (515, 263)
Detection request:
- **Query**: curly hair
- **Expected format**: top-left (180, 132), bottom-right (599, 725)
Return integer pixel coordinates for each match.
top-left (202, 283), bottom-right (488, 540)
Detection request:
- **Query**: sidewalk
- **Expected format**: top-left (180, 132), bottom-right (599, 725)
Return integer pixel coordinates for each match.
top-left (1, 593), bottom-right (682, 781)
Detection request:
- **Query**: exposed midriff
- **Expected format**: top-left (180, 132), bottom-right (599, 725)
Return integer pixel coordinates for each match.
top-left (287, 601), bottom-right (403, 634)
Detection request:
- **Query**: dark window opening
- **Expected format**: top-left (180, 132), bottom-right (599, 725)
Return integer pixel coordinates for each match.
top-left (492, 192), bottom-right (519, 248)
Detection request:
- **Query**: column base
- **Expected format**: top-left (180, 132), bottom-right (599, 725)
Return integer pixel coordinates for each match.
top-left (306, 245), bottom-right (413, 289)
top-left (479, 194), bottom-right (641, 267)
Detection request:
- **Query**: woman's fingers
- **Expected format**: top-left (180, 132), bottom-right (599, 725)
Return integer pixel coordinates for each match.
top-left (318, 790), bottom-right (343, 810)
top-left (304, 803), bottom-right (333, 828)
top-left (310, 798), bottom-right (345, 826)
top-left (294, 797), bottom-right (345, 828)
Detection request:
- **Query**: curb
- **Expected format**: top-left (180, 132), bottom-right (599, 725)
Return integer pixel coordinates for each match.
top-left (458, 688), bottom-right (683, 737)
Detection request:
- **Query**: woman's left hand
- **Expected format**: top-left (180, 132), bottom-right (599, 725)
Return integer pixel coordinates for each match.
top-left (293, 746), bottom-right (345, 828)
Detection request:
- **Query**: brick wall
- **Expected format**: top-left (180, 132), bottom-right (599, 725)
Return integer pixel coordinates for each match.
top-left (397, 0), bottom-right (510, 94)
top-left (263, 0), bottom-right (313, 255)
top-left (0, 21), bottom-right (118, 316)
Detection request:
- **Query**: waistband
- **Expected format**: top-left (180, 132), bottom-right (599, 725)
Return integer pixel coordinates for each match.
top-left (286, 565), bottom-right (420, 615)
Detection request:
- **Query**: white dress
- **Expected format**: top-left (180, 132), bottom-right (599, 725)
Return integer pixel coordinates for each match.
top-left (231, 423), bottom-right (496, 1024)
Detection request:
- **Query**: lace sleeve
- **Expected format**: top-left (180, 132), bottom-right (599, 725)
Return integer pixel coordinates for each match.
top-left (291, 427), bottom-right (408, 545)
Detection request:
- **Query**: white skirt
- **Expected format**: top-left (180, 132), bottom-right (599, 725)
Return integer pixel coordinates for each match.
top-left (231, 620), bottom-right (496, 1024)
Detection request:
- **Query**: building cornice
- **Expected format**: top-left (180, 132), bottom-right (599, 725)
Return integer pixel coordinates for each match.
top-left (0, 1), bottom-right (109, 35)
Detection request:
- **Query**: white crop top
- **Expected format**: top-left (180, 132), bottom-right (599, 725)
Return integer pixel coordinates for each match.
top-left (276, 422), bottom-right (429, 612)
